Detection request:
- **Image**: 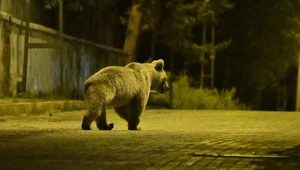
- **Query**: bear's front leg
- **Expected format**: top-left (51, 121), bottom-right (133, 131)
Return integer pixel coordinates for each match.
top-left (128, 97), bottom-right (146, 130)
top-left (128, 118), bottom-right (141, 130)
top-left (114, 105), bottom-right (141, 130)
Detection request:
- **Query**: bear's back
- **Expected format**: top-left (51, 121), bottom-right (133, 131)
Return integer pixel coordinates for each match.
top-left (84, 66), bottom-right (147, 107)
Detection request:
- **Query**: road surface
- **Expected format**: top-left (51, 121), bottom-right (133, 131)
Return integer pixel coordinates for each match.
top-left (1, 109), bottom-right (300, 169)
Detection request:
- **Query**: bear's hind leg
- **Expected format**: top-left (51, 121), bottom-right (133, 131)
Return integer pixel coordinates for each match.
top-left (96, 104), bottom-right (114, 130)
top-left (82, 85), bottom-right (102, 130)
top-left (82, 107), bottom-right (100, 130)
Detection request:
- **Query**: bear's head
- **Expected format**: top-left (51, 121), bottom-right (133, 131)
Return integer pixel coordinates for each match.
top-left (150, 59), bottom-right (170, 94)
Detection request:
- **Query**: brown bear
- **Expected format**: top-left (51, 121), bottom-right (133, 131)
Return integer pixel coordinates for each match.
top-left (81, 59), bottom-right (169, 130)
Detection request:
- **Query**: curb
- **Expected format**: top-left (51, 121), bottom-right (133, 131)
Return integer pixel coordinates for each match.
top-left (0, 100), bottom-right (85, 116)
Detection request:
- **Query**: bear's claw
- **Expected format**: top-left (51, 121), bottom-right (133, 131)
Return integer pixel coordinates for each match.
top-left (98, 123), bottom-right (114, 130)
top-left (128, 126), bottom-right (141, 130)
top-left (108, 123), bottom-right (114, 130)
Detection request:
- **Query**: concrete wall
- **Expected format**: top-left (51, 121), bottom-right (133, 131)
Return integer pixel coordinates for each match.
top-left (0, 11), bottom-right (126, 97)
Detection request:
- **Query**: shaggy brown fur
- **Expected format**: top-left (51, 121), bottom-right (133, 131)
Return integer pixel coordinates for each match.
top-left (81, 59), bottom-right (169, 130)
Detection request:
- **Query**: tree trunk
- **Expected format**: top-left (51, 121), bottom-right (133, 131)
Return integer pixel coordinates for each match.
top-left (123, 0), bottom-right (143, 63)
top-left (200, 25), bottom-right (206, 88)
top-left (169, 47), bottom-right (174, 109)
top-left (251, 88), bottom-right (262, 110)
top-left (150, 31), bottom-right (155, 60)
top-left (277, 79), bottom-right (287, 111)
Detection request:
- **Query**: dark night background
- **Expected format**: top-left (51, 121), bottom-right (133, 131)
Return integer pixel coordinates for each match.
top-left (21, 0), bottom-right (300, 111)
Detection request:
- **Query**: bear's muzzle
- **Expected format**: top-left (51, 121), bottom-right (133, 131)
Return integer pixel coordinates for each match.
top-left (164, 86), bottom-right (170, 93)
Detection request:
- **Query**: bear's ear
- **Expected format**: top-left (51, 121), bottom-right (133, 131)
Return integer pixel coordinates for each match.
top-left (155, 59), bottom-right (164, 71)
top-left (151, 60), bottom-right (157, 64)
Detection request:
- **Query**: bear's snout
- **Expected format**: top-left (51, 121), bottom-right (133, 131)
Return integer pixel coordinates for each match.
top-left (164, 86), bottom-right (170, 92)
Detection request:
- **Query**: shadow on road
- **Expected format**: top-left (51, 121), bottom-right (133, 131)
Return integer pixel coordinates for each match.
top-left (252, 144), bottom-right (300, 170)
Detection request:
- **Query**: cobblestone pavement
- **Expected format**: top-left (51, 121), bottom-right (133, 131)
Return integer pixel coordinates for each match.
top-left (0, 110), bottom-right (300, 170)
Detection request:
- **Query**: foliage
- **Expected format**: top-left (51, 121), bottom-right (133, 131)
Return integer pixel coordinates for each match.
top-left (139, 0), bottom-right (233, 59)
top-left (44, 0), bottom-right (118, 11)
top-left (149, 73), bottom-right (248, 110)
top-left (43, 0), bottom-right (86, 11)
top-left (228, 0), bottom-right (300, 90)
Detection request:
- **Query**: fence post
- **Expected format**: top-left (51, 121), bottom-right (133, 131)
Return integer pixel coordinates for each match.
top-left (22, 0), bottom-right (29, 92)
top-left (59, 0), bottom-right (64, 93)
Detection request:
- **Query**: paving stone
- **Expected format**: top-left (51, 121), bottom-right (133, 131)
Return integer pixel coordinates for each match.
top-left (1, 110), bottom-right (300, 169)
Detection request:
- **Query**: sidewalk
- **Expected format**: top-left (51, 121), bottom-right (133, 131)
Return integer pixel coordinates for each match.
top-left (0, 98), bottom-right (164, 116)
top-left (0, 98), bottom-right (85, 116)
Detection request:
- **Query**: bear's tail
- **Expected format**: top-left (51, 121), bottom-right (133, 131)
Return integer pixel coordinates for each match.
top-left (83, 81), bottom-right (93, 96)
